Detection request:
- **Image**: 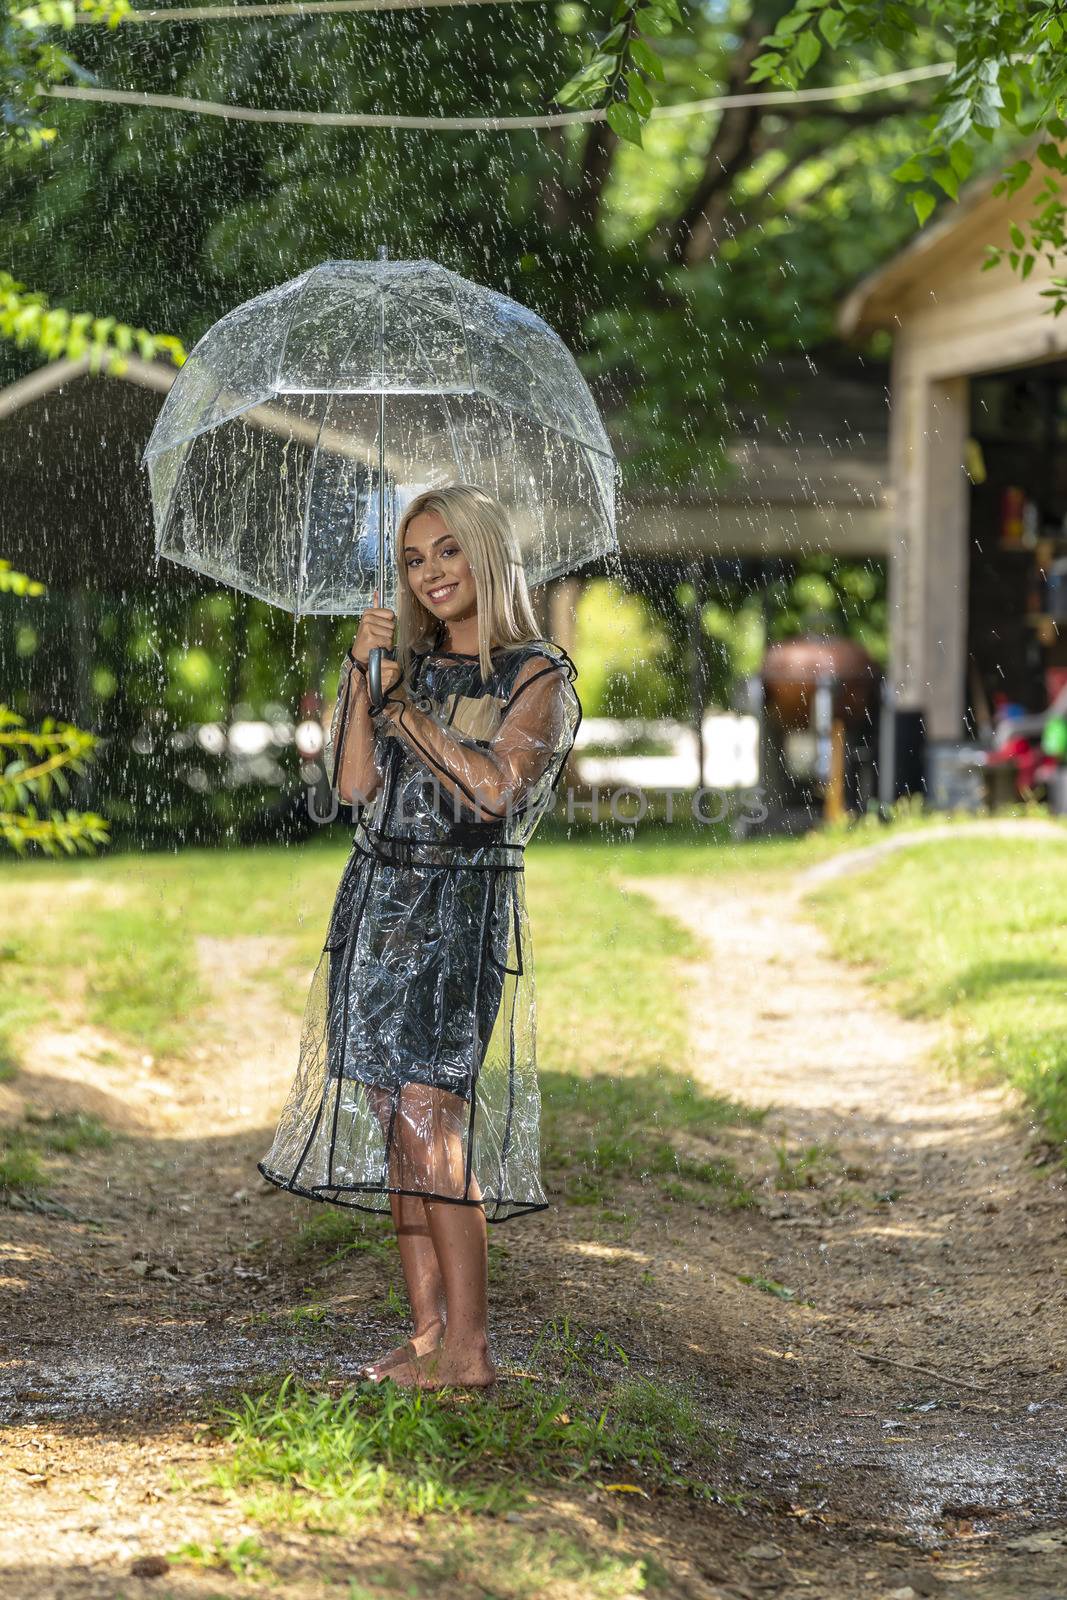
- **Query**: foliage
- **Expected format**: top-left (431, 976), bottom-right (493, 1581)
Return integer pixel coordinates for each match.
top-left (0, 1), bottom-right (933, 485)
top-left (201, 1349), bottom-right (725, 1528)
top-left (1, 0), bottom-right (127, 146)
top-left (1, 562), bottom-right (109, 854)
top-left (0, 268), bottom-right (184, 369)
top-left (553, 0), bottom-right (679, 149)
top-left (751, 0), bottom-right (1067, 311)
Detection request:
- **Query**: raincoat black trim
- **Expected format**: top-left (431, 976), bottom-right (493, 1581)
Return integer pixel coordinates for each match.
top-left (255, 1162), bottom-right (549, 1224)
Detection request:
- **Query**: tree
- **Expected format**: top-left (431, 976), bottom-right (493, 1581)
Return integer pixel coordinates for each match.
top-left (0, 561), bottom-right (109, 853)
top-left (1, 0), bottom-right (937, 485)
top-left (747, 0), bottom-right (1067, 313)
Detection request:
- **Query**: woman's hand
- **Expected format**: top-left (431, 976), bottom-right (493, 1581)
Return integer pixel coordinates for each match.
top-left (350, 587), bottom-right (396, 667)
top-left (379, 657), bottom-right (405, 701)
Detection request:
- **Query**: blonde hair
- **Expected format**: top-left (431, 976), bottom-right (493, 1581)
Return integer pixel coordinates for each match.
top-left (392, 483), bottom-right (542, 684)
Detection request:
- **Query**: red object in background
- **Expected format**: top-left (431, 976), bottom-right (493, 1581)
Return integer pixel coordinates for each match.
top-left (1046, 667), bottom-right (1067, 706)
top-left (1000, 485), bottom-right (1025, 545)
top-left (986, 733), bottom-right (1042, 795)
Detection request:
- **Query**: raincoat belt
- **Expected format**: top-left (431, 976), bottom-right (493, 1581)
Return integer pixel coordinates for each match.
top-left (355, 823), bottom-right (526, 871)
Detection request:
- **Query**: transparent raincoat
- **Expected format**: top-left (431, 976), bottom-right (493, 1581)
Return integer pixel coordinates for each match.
top-left (258, 626), bottom-right (581, 1222)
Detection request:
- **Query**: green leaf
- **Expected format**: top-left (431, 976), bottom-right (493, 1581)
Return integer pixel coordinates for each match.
top-left (947, 141), bottom-right (974, 182)
top-left (1010, 222), bottom-right (1026, 250)
top-left (892, 157), bottom-right (926, 183)
top-left (600, 20), bottom-right (627, 47)
top-left (1000, 157), bottom-right (1031, 196)
top-left (1037, 142), bottom-right (1067, 174)
top-left (606, 99), bottom-right (644, 145)
top-left (748, 54), bottom-right (784, 84)
top-left (625, 70), bottom-right (654, 116)
top-left (794, 28), bottom-right (821, 71)
top-left (634, 6), bottom-right (671, 35)
top-left (630, 35), bottom-right (665, 78)
top-left (908, 188), bottom-right (936, 226)
top-left (1022, 254), bottom-right (1035, 280)
top-left (818, 7), bottom-right (845, 46)
top-left (773, 10), bottom-right (809, 36)
top-left (932, 165), bottom-right (958, 200)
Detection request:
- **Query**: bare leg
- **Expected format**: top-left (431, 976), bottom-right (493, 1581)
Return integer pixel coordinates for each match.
top-left (381, 1085), bottom-right (496, 1390)
top-left (359, 1087), bottom-right (445, 1378)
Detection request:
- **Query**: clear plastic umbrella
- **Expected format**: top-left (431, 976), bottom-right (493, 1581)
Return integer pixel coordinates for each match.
top-left (141, 251), bottom-right (618, 628)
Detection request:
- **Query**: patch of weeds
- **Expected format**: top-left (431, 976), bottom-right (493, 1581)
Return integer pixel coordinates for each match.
top-left (383, 1283), bottom-right (408, 1320)
top-left (738, 1274), bottom-right (814, 1307)
top-left (285, 1296), bottom-right (329, 1337)
top-left (0, 1026), bottom-right (17, 1084)
top-left (559, 1127), bottom-right (755, 1211)
top-left (528, 1315), bottom-right (631, 1382)
top-left (648, 1143), bottom-right (757, 1209)
top-left (23, 1110), bottom-right (114, 1154)
top-left (0, 1139), bottom-right (44, 1193)
top-left (774, 1142), bottom-right (836, 1191)
top-left (292, 1206), bottom-right (395, 1267)
top-left (0, 1111), bottom-right (115, 1194)
top-left (660, 1179), bottom-right (700, 1205)
top-left (545, 1066), bottom-right (764, 1209)
top-left (203, 1320), bottom-right (729, 1530)
top-left (168, 1536), bottom-right (270, 1580)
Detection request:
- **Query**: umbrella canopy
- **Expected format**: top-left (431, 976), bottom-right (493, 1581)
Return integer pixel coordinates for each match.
top-left (141, 256), bottom-right (618, 618)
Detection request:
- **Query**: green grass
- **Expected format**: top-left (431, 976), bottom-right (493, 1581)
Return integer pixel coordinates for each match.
top-left (804, 831), bottom-right (1067, 1147)
top-left (168, 1536), bottom-right (270, 1580)
top-left (197, 1340), bottom-right (727, 1533)
top-left (290, 1204), bottom-right (397, 1266)
top-left (0, 1110), bottom-right (114, 1192)
top-left (0, 832), bottom-right (768, 1208)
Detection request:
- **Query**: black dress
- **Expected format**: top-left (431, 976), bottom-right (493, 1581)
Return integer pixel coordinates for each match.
top-left (257, 628), bottom-right (581, 1222)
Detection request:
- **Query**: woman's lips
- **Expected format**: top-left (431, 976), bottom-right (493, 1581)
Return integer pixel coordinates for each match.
top-left (426, 582), bottom-right (458, 604)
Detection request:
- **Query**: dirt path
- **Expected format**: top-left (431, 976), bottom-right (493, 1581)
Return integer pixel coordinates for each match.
top-left (617, 854), bottom-right (1067, 1593)
top-left (3, 838), bottom-right (1067, 1599)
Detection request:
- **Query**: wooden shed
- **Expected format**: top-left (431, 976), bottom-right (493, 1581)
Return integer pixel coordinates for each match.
top-left (840, 161), bottom-right (1067, 799)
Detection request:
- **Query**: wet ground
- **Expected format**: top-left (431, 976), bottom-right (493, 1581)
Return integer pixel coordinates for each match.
top-left (3, 828), bottom-right (1067, 1598)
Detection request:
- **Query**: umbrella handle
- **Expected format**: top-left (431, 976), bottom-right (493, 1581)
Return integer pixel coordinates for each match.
top-left (368, 645), bottom-right (395, 712)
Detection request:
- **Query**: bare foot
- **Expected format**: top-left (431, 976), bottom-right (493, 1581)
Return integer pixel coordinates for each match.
top-left (360, 1319), bottom-right (444, 1382)
top-left (381, 1342), bottom-right (497, 1390)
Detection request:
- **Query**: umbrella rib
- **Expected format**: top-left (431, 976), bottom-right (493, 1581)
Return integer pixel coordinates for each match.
top-left (443, 270), bottom-right (478, 396)
top-left (275, 260), bottom-right (325, 391)
top-left (294, 396), bottom-right (332, 621)
top-left (397, 295), bottom-right (471, 484)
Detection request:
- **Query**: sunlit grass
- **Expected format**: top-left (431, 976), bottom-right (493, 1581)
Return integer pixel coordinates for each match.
top-left (804, 831), bottom-right (1067, 1146)
top-left (195, 1347), bottom-right (728, 1532)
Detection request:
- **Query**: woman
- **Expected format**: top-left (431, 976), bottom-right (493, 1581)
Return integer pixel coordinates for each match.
top-left (258, 483), bottom-right (581, 1390)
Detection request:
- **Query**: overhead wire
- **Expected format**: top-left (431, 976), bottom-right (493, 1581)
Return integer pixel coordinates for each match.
top-left (43, 63), bottom-right (954, 130)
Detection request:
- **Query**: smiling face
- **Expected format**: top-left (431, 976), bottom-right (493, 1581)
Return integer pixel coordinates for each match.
top-left (402, 509), bottom-right (479, 624)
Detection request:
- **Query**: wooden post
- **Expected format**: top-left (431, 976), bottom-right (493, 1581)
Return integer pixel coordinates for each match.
top-left (825, 718), bottom-right (847, 823)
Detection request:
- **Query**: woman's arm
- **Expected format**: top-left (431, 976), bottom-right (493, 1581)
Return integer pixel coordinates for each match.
top-left (376, 656), bottom-right (576, 822)
top-left (331, 657), bottom-right (385, 806)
